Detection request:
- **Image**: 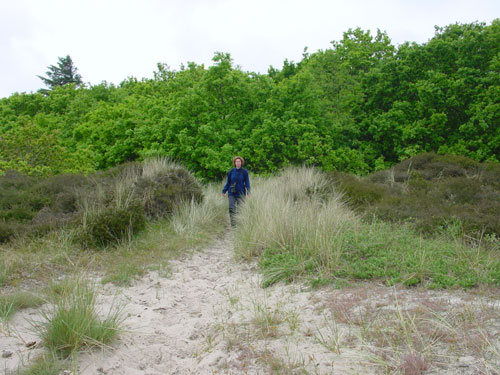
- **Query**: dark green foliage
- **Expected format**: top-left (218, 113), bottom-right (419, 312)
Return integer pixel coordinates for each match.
top-left (0, 160), bottom-right (203, 246)
top-left (134, 167), bottom-right (203, 218)
top-left (0, 222), bottom-right (14, 243)
top-left (79, 204), bottom-right (146, 248)
top-left (332, 153), bottom-right (500, 238)
top-left (37, 55), bottom-right (83, 91)
top-left (0, 172), bottom-right (86, 242)
top-left (327, 171), bottom-right (389, 208)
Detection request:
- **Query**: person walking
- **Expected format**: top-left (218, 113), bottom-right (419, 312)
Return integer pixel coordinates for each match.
top-left (222, 156), bottom-right (250, 227)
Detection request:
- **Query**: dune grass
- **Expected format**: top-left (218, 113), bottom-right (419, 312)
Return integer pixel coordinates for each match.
top-left (0, 181), bottom-right (226, 288)
top-left (17, 353), bottom-right (64, 375)
top-left (0, 291), bottom-right (44, 322)
top-left (35, 277), bottom-right (123, 359)
top-left (234, 167), bottom-right (500, 289)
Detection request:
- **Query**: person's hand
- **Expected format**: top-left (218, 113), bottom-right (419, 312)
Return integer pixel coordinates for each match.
top-left (222, 192), bottom-right (226, 197)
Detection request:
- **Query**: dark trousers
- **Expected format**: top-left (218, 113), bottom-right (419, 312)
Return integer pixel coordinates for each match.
top-left (228, 195), bottom-right (243, 227)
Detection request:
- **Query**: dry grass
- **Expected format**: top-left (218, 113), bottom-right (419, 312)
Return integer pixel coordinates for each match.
top-left (319, 286), bottom-right (500, 374)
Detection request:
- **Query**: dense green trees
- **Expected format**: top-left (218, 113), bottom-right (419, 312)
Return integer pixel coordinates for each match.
top-left (1, 20), bottom-right (498, 179)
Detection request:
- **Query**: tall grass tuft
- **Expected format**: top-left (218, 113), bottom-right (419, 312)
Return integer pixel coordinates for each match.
top-left (36, 277), bottom-right (123, 358)
top-left (235, 167), bottom-right (500, 288)
top-left (234, 167), bottom-right (354, 285)
top-left (171, 183), bottom-right (226, 238)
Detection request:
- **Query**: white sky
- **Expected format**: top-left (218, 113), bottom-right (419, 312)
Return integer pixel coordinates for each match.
top-left (1, 0), bottom-right (499, 98)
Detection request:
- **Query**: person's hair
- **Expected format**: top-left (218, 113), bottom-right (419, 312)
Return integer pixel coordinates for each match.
top-left (232, 156), bottom-right (245, 166)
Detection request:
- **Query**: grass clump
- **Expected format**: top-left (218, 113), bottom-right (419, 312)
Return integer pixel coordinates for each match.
top-left (235, 166), bottom-right (500, 289)
top-left (36, 277), bottom-right (123, 359)
top-left (17, 352), bottom-right (64, 375)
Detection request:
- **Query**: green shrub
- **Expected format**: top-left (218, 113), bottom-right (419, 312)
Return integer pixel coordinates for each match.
top-left (31, 174), bottom-right (87, 213)
top-left (135, 165), bottom-right (203, 218)
top-left (395, 153), bottom-right (481, 180)
top-left (336, 153), bottom-right (500, 238)
top-left (0, 171), bottom-right (85, 241)
top-left (326, 172), bottom-right (388, 208)
top-left (80, 204), bottom-right (146, 248)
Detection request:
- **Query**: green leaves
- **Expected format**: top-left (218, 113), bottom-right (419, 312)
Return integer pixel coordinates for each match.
top-left (1, 21), bottom-right (499, 179)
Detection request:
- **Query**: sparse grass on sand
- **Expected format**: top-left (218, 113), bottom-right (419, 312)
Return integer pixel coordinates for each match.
top-left (17, 353), bottom-right (64, 375)
top-left (0, 291), bottom-right (44, 322)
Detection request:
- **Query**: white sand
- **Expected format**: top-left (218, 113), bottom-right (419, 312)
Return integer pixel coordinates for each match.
top-left (2, 232), bottom-right (499, 374)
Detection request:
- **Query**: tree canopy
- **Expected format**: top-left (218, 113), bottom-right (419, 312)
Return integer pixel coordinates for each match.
top-left (1, 20), bottom-right (499, 179)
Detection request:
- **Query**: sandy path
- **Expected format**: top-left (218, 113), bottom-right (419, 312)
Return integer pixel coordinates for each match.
top-left (76, 232), bottom-right (369, 375)
top-left (2, 232), bottom-right (498, 374)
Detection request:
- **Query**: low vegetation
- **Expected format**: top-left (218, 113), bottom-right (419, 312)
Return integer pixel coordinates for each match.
top-left (0, 157), bottom-right (203, 246)
top-left (0, 158), bottom-right (226, 288)
top-left (0, 291), bottom-right (44, 322)
top-left (35, 277), bottom-right (123, 359)
top-left (0, 154), bottom-right (498, 374)
top-left (329, 153), bottom-right (500, 239)
top-left (1, 163), bottom-right (226, 374)
top-left (234, 161), bottom-right (500, 289)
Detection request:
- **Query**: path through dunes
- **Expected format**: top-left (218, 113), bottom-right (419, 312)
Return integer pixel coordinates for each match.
top-left (2, 232), bottom-right (498, 374)
top-left (76, 233), bottom-right (369, 374)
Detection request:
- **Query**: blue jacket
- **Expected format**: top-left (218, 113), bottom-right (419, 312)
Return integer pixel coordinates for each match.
top-left (222, 168), bottom-right (250, 197)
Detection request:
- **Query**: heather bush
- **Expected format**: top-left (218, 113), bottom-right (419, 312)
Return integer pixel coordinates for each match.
top-left (134, 159), bottom-right (203, 218)
top-left (79, 203), bottom-right (146, 248)
top-left (0, 171), bottom-right (85, 242)
top-left (0, 157), bottom-right (203, 246)
top-left (0, 222), bottom-right (14, 243)
top-left (332, 153), bottom-right (500, 238)
top-left (326, 171), bottom-right (388, 209)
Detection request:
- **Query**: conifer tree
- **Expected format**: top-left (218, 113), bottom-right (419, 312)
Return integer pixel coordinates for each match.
top-left (38, 55), bottom-right (83, 91)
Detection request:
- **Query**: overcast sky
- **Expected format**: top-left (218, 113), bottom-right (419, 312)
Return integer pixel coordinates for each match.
top-left (1, 0), bottom-right (499, 98)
